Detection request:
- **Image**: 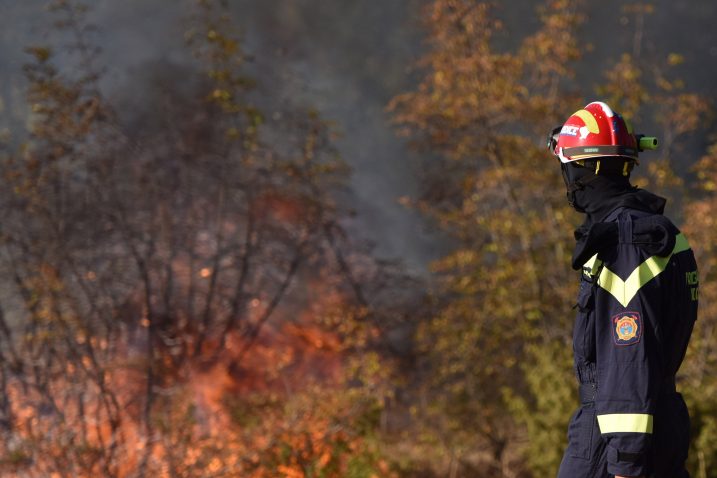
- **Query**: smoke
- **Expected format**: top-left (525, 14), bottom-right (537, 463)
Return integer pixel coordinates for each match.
top-left (0, 0), bottom-right (442, 275)
top-left (2, 0), bottom-right (717, 274)
top-left (221, 0), bottom-right (442, 274)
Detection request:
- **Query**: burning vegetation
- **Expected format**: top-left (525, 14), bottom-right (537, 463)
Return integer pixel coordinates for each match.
top-left (0, 1), bottom-right (410, 476)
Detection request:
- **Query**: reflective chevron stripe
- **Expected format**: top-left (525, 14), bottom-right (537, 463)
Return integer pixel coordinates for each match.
top-left (583, 254), bottom-right (603, 278)
top-left (597, 413), bottom-right (653, 434)
top-left (583, 233), bottom-right (691, 307)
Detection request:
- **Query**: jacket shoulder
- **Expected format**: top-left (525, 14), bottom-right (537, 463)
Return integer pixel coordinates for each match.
top-left (572, 208), bottom-right (680, 271)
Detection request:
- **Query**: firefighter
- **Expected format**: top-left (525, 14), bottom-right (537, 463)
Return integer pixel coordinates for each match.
top-left (547, 101), bottom-right (698, 478)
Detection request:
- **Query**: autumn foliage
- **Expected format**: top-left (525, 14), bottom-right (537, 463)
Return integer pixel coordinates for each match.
top-left (2, 1), bottom-right (717, 477)
top-left (390, 0), bottom-right (715, 476)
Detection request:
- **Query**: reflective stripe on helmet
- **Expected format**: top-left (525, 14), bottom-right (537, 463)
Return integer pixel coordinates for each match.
top-left (562, 145), bottom-right (639, 161)
top-left (573, 109), bottom-right (601, 135)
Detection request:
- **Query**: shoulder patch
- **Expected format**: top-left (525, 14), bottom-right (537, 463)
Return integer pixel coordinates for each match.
top-left (612, 312), bottom-right (642, 346)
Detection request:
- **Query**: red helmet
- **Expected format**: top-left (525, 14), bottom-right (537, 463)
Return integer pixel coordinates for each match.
top-left (550, 101), bottom-right (638, 164)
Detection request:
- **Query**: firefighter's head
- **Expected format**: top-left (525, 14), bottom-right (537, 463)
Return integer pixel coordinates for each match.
top-left (547, 101), bottom-right (658, 212)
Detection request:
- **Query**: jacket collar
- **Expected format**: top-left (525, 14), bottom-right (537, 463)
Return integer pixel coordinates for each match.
top-left (571, 189), bottom-right (670, 270)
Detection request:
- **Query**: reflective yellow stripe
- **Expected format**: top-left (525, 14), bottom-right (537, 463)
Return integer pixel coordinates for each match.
top-left (597, 413), bottom-right (653, 434)
top-left (574, 109), bottom-right (601, 134)
top-left (583, 254), bottom-right (603, 278)
top-left (588, 233), bottom-right (691, 307)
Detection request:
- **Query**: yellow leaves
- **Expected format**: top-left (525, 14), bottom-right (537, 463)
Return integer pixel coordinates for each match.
top-left (390, 0), bottom-right (588, 458)
top-left (668, 53), bottom-right (685, 66)
top-left (661, 93), bottom-right (710, 136)
top-left (523, 0), bottom-right (584, 88)
top-left (622, 3), bottom-right (655, 16)
top-left (656, 76), bottom-right (675, 92)
top-left (25, 46), bottom-right (52, 63)
top-left (693, 145), bottom-right (717, 195)
top-left (597, 53), bottom-right (648, 119)
top-left (433, 70), bottom-right (446, 87)
top-left (206, 27), bottom-right (239, 55)
top-left (392, 1), bottom-right (526, 145)
top-left (621, 65), bottom-right (640, 82)
top-left (701, 180), bottom-right (716, 192)
top-left (211, 88), bottom-right (232, 101)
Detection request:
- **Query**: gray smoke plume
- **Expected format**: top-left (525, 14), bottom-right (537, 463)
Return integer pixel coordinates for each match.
top-left (2, 0), bottom-right (717, 274)
top-left (0, 0), bottom-right (442, 276)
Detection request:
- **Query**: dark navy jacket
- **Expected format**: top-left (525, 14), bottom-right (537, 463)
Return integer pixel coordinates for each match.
top-left (571, 206), bottom-right (698, 476)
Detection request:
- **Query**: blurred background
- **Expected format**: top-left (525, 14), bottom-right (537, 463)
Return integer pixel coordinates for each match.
top-left (1, 0), bottom-right (717, 476)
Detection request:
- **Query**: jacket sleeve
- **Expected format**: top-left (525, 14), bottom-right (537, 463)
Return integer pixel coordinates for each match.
top-left (592, 241), bottom-right (670, 477)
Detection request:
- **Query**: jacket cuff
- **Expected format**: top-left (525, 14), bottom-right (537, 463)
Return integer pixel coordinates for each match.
top-left (606, 445), bottom-right (646, 477)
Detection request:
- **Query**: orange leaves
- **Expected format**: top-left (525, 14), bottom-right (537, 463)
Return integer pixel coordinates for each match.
top-left (388, 1), bottom-right (590, 472)
top-left (276, 465), bottom-right (304, 477)
top-left (390, 0), bottom-right (587, 168)
top-left (25, 46), bottom-right (52, 63)
top-left (388, 1), bottom-right (523, 158)
top-left (660, 93), bottom-right (710, 138)
top-left (694, 144), bottom-right (717, 193)
top-left (597, 53), bottom-right (646, 119)
top-left (522, 0), bottom-right (584, 88)
top-left (391, 0), bottom-right (715, 473)
top-left (622, 2), bottom-right (655, 16)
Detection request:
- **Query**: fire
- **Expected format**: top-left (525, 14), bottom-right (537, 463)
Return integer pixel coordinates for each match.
top-left (0, 180), bottom-right (393, 477)
top-left (0, 295), bottom-right (390, 477)
top-left (254, 191), bottom-right (305, 224)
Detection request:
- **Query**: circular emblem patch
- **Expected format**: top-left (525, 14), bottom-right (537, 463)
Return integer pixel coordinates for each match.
top-left (611, 312), bottom-right (642, 346)
top-left (615, 316), bottom-right (638, 341)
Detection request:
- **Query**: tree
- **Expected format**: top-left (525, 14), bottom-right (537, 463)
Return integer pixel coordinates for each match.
top-left (0, 1), bottom-right (404, 476)
top-left (390, 1), bottom-right (710, 476)
top-left (682, 145), bottom-right (717, 478)
top-left (389, 1), bottom-right (584, 474)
